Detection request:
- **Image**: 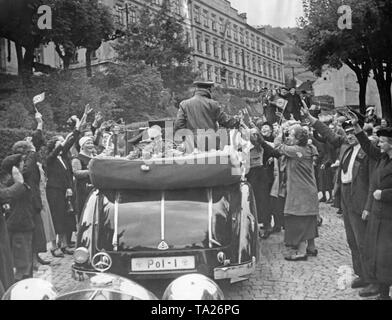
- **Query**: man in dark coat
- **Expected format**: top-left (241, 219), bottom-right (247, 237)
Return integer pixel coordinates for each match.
top-left (174, 80), bottom-right (240, 152)
top-left (354, 125), bottom-right (392, 300)
top-left (0, 163), bottom-right (28, 295)
top-left (302, 107), bottom-right (380, 297)
top-left (283, 87), bottom-right (302, 121)
top-left (12, 112), bottom-right (49, 266)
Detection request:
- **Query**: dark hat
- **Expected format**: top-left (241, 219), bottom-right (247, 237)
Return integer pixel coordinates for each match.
top-left (193, 80), bottom-right (215, 89)
top-left (377, 127), bottom-right (392, 138)
top-left (281, 86), bottom-right (289, 91)
top-left (1, 154), bottom-right (23, 174)
top-left (301, 90), bottom-right (307, 94)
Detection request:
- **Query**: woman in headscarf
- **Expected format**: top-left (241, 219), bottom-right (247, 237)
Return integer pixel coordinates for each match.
top-left (72, 136), bottom-right (95, 222)
top-left (274, 124), bottom-right (319, 260)
top-left (354, 124), bottom-right (392, 300)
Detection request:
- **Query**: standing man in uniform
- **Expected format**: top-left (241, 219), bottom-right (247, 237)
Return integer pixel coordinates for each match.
top-left (174, 80), bottom-right (240, 152)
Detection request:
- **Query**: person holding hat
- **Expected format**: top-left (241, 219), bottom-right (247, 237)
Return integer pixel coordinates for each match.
top-left (174, 80), bottom-right (240, 152)
top-left (302, 105), bottom-right (380, 297)
top-left (353, 122), bottom-right (392, 300)
top-left (71, 136), bottom-right (95, 222)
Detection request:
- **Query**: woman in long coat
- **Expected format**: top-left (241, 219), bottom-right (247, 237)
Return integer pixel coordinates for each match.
top-left (355, 126), bottom-right (392, 300)
top-left (46, 125), bottom-right (80, 254)
top-left (275, 124), bottom-right (319, 261)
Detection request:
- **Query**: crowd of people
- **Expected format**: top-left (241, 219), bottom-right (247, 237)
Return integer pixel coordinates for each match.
top-left (1, 79), bottom-right (391, 300)
top-left (0, 104), bottom-right (114, 296)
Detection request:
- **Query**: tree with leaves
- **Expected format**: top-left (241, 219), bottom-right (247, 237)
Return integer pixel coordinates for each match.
top-left (298, 0), bottom-right (392, 120)
top-left (0, 0), bottom-right (49, 78)
top-left (114, 0), bottom-right (195, 97)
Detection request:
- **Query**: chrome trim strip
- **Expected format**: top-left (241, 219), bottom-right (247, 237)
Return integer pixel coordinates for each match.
top-left (112, 192), bottom-right (119, 251)
top-left (208, 188), bottom-right (213, 249)
top-left (161, 191), bottom-right (165, 241)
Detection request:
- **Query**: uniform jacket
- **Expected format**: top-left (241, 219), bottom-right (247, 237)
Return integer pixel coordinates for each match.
top-left (313, 121), bottom-right (371, 215)
top-left (174, 89), bottom-right (239, 132)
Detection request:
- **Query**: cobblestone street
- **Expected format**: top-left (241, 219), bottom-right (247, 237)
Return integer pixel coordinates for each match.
top-left (33, 203), bottom-right (373, 300)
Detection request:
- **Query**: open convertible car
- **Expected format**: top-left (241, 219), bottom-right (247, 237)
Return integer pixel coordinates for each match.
top-left (71, 150), bottom-right (259, 284)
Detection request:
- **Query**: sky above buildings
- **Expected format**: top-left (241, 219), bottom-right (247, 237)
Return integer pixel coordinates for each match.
top-left (229, 0), bottom-right (305, 28)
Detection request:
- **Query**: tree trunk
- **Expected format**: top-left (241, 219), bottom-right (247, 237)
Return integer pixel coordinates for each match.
top-left (345, 59), bottom-right (370, 115)
top-left (373, 62), bottom-right (392, 122)
top-left (85, 48), bottom-right (92, 77)
top-left (358, 79), bottom-right (367, 115)
top-left (15, 42), bottom-right (24, 76)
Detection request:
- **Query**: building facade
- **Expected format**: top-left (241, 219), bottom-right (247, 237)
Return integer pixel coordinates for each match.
top-left (1, 0), bottom-right (285, 92)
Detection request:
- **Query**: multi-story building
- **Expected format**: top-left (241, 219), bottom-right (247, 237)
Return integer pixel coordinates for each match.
top-left (187, 0), bottom-right (284, 91)
top-left (1, 0), bottom-right (285, 91)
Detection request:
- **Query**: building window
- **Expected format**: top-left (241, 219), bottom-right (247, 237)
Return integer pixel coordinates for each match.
top-left (256, 37), bottom-right (260, 51)
top-left (245, 31), bottom-right (249, 46)
top-left (278, 66), bottom-right (282, 81)
top-left (196, 33), bottom-right (202, 52)
top-left (129, 8), bottom-right (137, 23)
top-left (268, 62), bottom-right (272, 78)
top-left (258, 59), bottom-right (262, 74)
top-left (267, 42), bottom-right (271, 56)
top-left (252, 57), bottom-right (256, 72)
top-left (211, 14), bottom-right (217, 31)
top-left (254, 79), bottom-right (258, 91)
top-left (203, 9), bottom-right (209, 28)
top-left (235, 50), bottom-right (240, 65)
top-left (213, 41), bottom-right (218, 57)
top-left (228, 72), bottom-right (234, 87)
top-left (221, 44), bottom-right (226, 61)
top-left (272, 44), bottom-right (276, 59)
top-left (248, 77), bottom-right (253, 90)
top-left (228, 47), bottom-right (233, 63)
top-left (91, 50), bottom-right (97, 60)
top-left (205, 37), bottom-right (210, 55)
top-left (273, 64), bottom-right (277, 79)
top-left (277, 47), bottom-right (281, 60)
top-left (263, 59), bottom-right (266, 75)
top-left (246, 54), bottom-right (250, 70)
top-left (226, 22), bottom-right (231, 38)
top-left (251, 34), bottom-right (255, 49)
top-left (207, 64), bottom-right (212, 81)
top-left (173, 0), bottom-right (181, 15)
top-left (236, 73), bottom-right (241, 88)
top-left (194, 5), bottom-right (201, 23)
top-left (262, 39), bottom-right (266, 54)
top-left (233, 25), bottom-right (238, 41)
top-left (240, 28), bottom-right (244, 43)
top-left (114, 5), bottom-right (125, 26)
top-left (215, 66), bottom-right (220, 83)
top-left (219, 17), bottom-right (225, 33)
top-left (198, 61), bottom-right (204, 76)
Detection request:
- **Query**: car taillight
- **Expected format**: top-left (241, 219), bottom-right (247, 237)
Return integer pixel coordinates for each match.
top-left (73, 247), bottom-right (89, 264)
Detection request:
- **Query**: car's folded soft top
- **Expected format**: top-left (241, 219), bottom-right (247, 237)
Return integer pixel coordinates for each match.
top-left (89, 151), bottom-right (242, 190)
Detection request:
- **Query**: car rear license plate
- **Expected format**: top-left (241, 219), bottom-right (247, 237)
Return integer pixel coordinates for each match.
top-left (131, 256), bottom-right (195, 271)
